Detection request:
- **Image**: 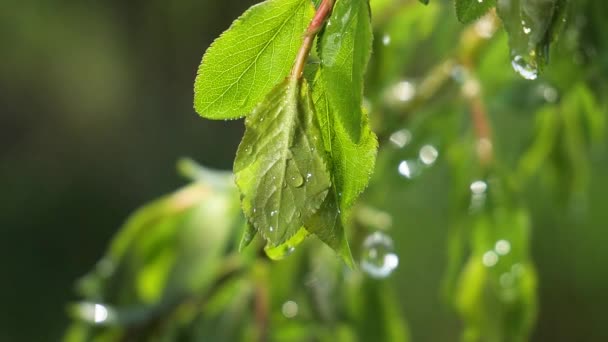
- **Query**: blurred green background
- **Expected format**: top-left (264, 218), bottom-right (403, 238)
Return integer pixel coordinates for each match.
top-left (1, 0), bottom-right (607, 341)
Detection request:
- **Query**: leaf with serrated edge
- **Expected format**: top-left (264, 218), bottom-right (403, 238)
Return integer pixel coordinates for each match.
top-left (455, 0), bottom-right (495, 24)
top-left (194, 0), bottom-right (314, 119)
top-left (305, 0), bottom-right (377, 263)
top-left (234, 78), bottom-right (331, 247)
top-left (318, 0), bottom-right (372, 142)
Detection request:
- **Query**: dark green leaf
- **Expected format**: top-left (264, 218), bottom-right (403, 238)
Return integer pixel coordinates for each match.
top-left (455, 0), bottom-right (496, 24)
top-left (194, 0), bottom-right (314, 119)
top-left (497, 0), bottom-right (569, 77)
top-left (234, 78), bottom-right (331, 247)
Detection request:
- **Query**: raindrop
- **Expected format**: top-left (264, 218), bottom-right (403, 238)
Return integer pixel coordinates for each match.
top-left (470, 180), bottom-right (488, 194)
top-left (306, 172), bottom-right (313, 180)
top-left (389, 129), bottom-right (412, 149)
top-left (360, 232), bottom-right (399, 279)
top-left (469, 180), bottom-right (488, 212)
top-left (382, 34), bottom-right (391, 46)
top-left (397, 160), bottom-right (420, 179)
top-left (392, 81), bottom-right (416, 103)
top-left (269, 226), bottom-right (274, 232)
top-left (282, 300), bottom-right (299, 318)
top-left (511, 55), bottom-right (538, 80)
top-left (270, 210), bottom-right (277, 217)
top-left (495, 240), bottom-right (511, 256)
top-left (482, 250), bottom-right (499, 267)
top-left (289, 174), bottom-right (304, 187)
top-left (521, 21), bottom-right (531, 34)
top-left (419, 145), bottom-right (439, 165)
top-left (286, 160), bottom-right (305, 187)
top-left (73, 302), bottom-right (113, 324)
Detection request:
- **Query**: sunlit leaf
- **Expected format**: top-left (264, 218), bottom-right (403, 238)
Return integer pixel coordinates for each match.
top-left (194, 0), bottom-right (314, 119)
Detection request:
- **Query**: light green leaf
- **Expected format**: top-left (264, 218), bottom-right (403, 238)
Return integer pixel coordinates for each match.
top-left (234, 78), bottom-right (331, 247)
top-left (455, 0), bottom-right (496, 24)
top-left (318, 0), bottom-right (373, 142)
top-left (194, 0), bottom-right (314, 119)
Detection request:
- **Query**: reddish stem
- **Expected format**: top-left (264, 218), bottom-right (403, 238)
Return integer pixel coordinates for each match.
top-left (291, 0), bottom-right (334, 78)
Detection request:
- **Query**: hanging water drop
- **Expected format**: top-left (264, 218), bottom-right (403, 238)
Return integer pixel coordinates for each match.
top-left (511, 55), bottom-right (538, 80)
top-left (360, 232), bottom-right (399, 279)
top-left (72, 302), bottom-right (114, 324)
top-left (389, 129), bottom-right (412, 149)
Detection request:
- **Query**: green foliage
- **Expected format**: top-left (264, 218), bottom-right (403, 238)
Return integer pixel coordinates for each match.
top-left (194, 0), bottom-right (314, 119)
top-left (64, 0), bottom-right (608, 341)
top-left (455, 0), bottom-right (496, 24)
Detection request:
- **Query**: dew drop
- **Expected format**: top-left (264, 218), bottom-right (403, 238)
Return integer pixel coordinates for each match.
top-left (289, 174), bottom-right (304, 187)
top-left (270, 210), bottom-right (277, 217)
top-left (360, 232), bottom-right (399, 279)
top-left (269, 226), bottom-right (274, 232)
top-left (511, 55), bottom-right (538, 80)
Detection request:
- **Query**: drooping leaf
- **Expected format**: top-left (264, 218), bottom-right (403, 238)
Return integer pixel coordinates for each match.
top-left (455, 0), bottom-right (496, 24)
top-left (304, 0), bottom-right (377, 262)
top-left (318, 0), bottom-right (373, 142)
top-left (315, 0), bottom-right (377, 211)
top-left (304, 191), bottom-right (354, 267)
top-left (194, 0), bottom-right (314, 119)
top-left (234, 77), bottom-right (331, 247)
top-left (497, 0), bottom-right (569, 78)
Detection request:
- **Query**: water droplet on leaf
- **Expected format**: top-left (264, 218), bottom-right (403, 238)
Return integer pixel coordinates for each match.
top-left (361, 232), bottom-right (399, 279)
top-left (511, 55), bottom-right (538, 80)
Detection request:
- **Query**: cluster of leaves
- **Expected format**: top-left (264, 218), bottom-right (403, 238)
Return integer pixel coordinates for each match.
top-left (65, 0), bottom-right (607, 341)
top-left (194, 0), bottom-right (377, 264)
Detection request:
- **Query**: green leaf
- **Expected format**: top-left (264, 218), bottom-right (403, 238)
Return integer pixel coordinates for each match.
top-left (455, 0), bottom-right (496, 24)
top-left (304, 191), bottom-right (354, 267)
top-left (305, 0), bottom-right (378, 262)
top-left (194, 0), bottom-right (314, 119)
top-left (234, 78), bottom-right (331, 247)
top-left (497, 0), bottom-right (568, 77)
top-left (318, 0), bottom-right (373, 142)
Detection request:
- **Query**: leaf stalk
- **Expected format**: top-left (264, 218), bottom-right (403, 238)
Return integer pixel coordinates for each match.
top-left (291, 0), bottom-right (334, 79)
